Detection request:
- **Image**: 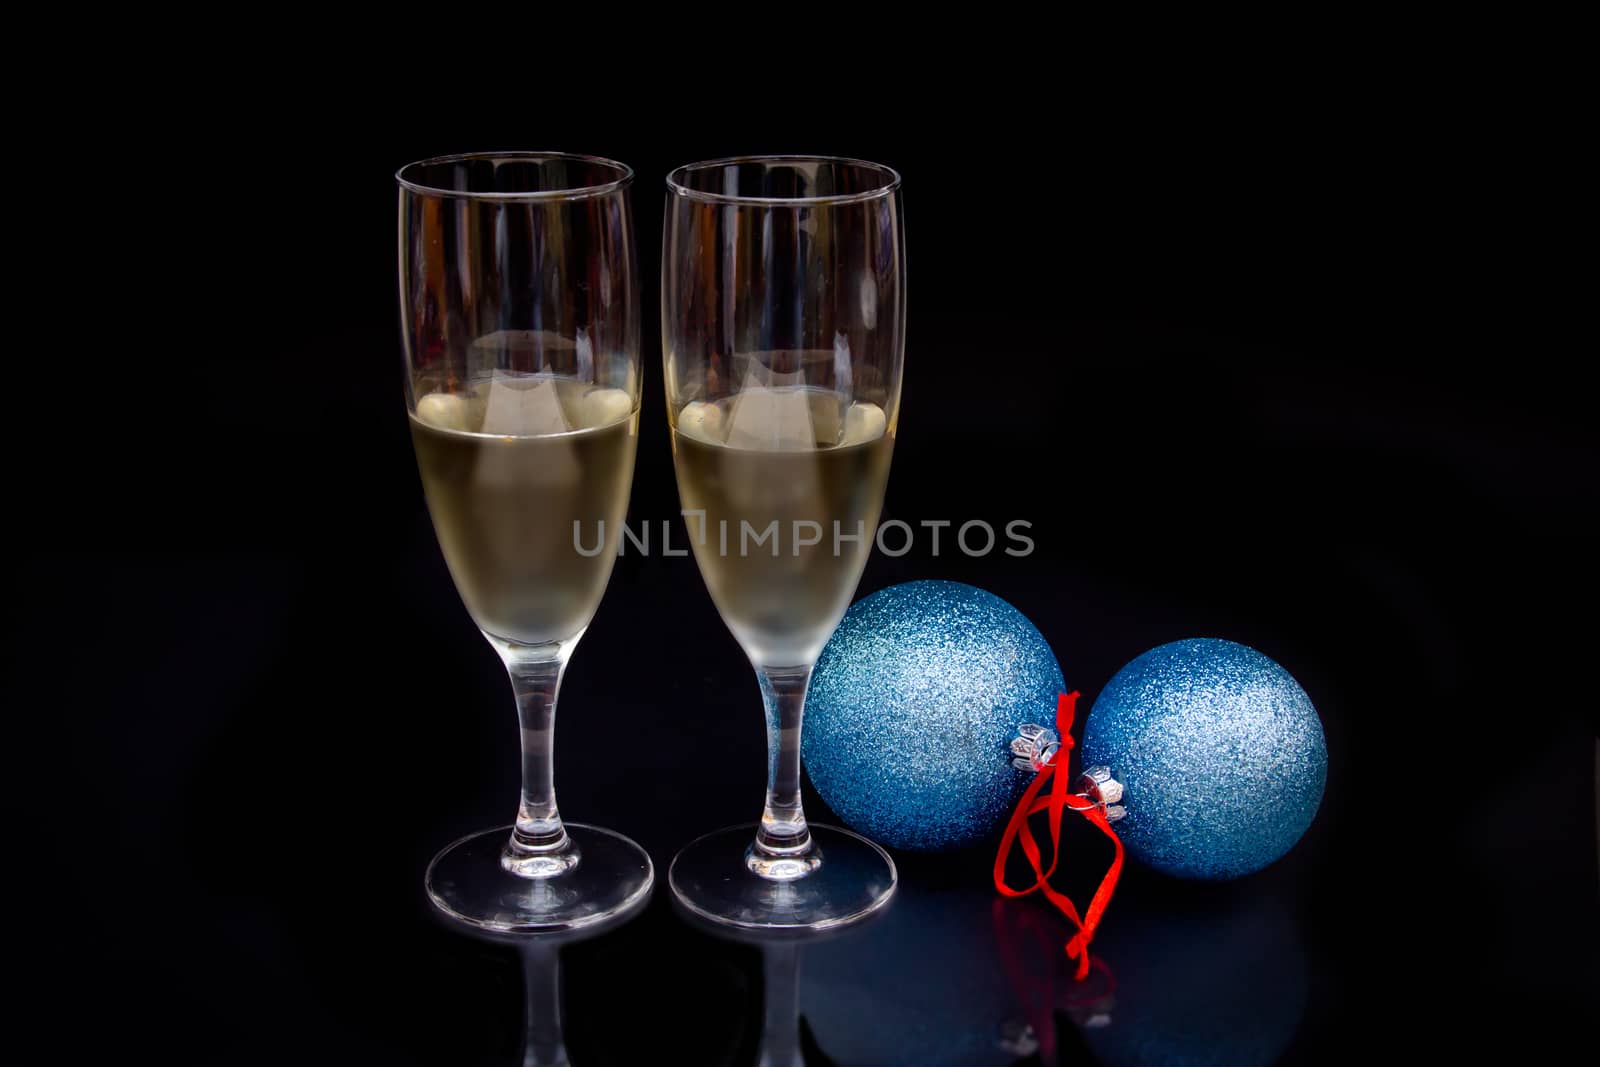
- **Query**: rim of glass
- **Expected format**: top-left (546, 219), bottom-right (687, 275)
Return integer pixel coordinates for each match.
top-left (665, 154), bottom-right (901, 206)
top-left (396, 151), bottom-right (633, 202)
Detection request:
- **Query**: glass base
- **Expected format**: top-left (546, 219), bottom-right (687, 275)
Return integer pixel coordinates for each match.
top-left (668, 823), bottom-right (896, 931)
top-left (426, 823), bottom-right (654, 933)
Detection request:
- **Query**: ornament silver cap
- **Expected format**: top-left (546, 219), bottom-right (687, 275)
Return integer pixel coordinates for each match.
top-left (1077, 766), bottom-right (1127, 823)
top-left (1009, 725), bottom-right (1127, 822)
top-left (1010, 722), bottom-right (1060, 773)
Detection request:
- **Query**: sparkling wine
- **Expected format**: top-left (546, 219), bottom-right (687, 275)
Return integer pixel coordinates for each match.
top-left (672, 386), bottom-right (893, 666)
top-left (410, 374), bottom-right (637, 647)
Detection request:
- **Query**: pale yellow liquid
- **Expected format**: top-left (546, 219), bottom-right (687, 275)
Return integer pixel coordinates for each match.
top-left (671, 387), bottom-right (893, 665)
top-left (410, 375), bottom-right (637, 646)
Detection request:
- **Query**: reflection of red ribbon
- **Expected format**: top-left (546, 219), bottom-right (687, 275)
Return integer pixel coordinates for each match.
top-left (993, 896), bottom-right (1119, 1058)
top-left (992, 898), bottom-right (1055, 1059)
top-left (993, 898), bottom-right (1060, 1058)
top-left (993, 691), bottom-right (1125, 980)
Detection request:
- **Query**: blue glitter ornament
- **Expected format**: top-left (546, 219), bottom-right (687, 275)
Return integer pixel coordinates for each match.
top-left (1080, 639), bottom-right (1327, 880)
top-left (804, 581), bottom-right (1064, 852)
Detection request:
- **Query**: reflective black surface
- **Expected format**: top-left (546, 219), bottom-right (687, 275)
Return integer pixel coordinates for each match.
top-left (27, 516), bottom-right (1595, 1061)
top-left (21, 62), bottom-right (1596, 1063)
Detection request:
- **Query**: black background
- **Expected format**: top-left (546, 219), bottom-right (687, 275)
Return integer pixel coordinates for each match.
top-left (19, 46), bottom-right (1595, 1064)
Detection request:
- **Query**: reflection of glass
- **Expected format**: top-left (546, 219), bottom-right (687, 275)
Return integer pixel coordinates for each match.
top-left (517, 940), bottom-right (570, 1067)
top-left (663, 156), bottom-right (907, 931)
top-left (676, 897), bottom-right (892, 1066)
top-left (435, 891), bottom-right (649, 1067)
top-left (398, 152), bottom-right (652, 931)
top-left (757, 940), bottom-right (805, 1067)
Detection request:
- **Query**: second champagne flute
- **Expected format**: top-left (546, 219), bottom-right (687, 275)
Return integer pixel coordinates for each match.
top-left (663, 156), bottom-right (906, 929)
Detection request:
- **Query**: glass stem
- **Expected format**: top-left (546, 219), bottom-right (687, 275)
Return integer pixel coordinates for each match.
top-left (748, 665), bottom-right (820, 878)
top-left (497, 641), bottom-right (580, 877)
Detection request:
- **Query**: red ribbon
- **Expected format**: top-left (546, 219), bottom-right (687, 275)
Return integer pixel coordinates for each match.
top-left (993, 691), bottom-right (1125, 980)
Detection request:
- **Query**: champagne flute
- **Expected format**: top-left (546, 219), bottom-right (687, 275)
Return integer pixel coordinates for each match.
top-left (398, 151), bottom-right (652, 931)
top-left (663, 156), bottom-right (906, 929)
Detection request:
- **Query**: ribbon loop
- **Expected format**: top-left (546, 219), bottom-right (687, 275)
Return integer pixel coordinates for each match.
top-left (993, 691), bottom-right (1125, 981)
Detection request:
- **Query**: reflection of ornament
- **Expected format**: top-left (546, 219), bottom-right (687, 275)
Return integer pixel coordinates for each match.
top-left (804, 581), bottom-right (1064, 852)
top-left (1081, 638), bottom-right (1328, 880)
top-left (801, 880), bottom-right (1047, 1065)
top-left (1083, 899), bottom-right (1307, 1067)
